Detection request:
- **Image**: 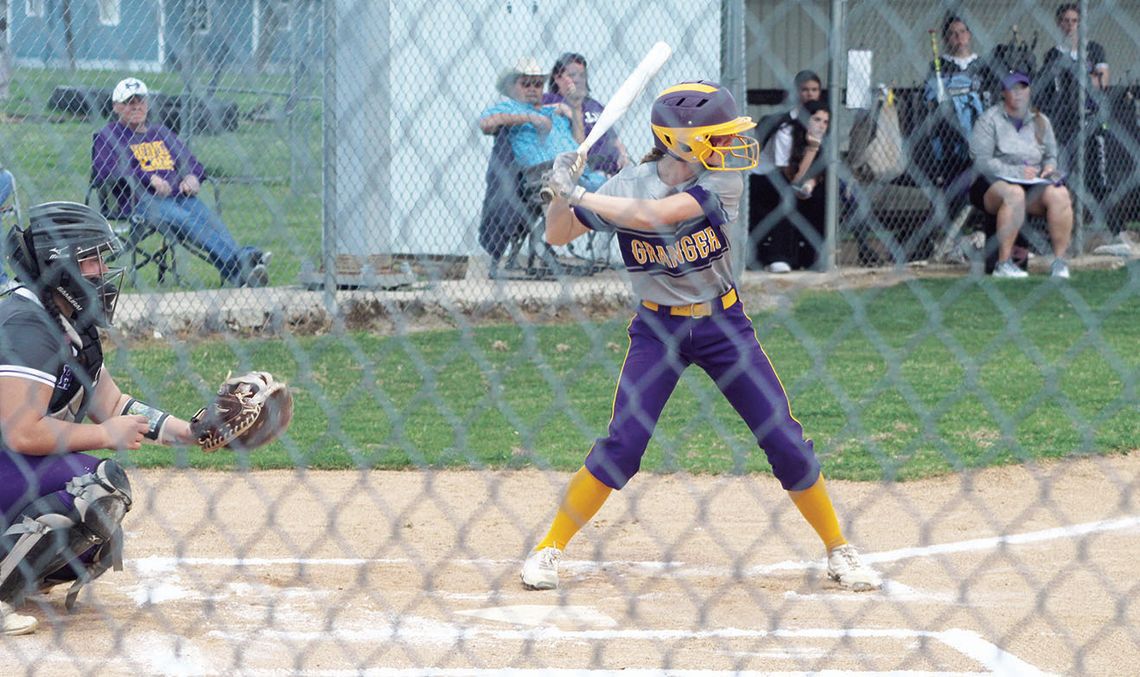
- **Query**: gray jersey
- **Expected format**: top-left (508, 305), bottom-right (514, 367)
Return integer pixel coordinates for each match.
top-left (573, 161), bottom-right (741, 305)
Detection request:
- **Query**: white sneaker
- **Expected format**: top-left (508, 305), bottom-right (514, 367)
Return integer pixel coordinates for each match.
top-left (1093, 243), bottom-right (1134, 257)
top-left (520, 547), bottom-right (562, 590)
top-left (826, 544), bottom-right (882, 592)
top-left (992, 260), bottom-right (1028, 278)
top-left (766, 261), bottom-right (791, 274)
top-left (1, 601), bottom-right (38, 636)
top-left (1050, 259), bottom-right (1071, 279)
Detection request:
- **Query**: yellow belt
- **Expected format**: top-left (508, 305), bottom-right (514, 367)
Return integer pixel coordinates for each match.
top-left (641, 288), bottom-right (738, 318)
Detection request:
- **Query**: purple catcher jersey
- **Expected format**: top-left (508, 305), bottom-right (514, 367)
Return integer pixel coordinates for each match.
top-left (0, 288), bottom-right (104, 436)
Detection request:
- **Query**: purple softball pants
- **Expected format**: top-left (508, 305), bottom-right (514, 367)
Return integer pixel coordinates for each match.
top-left (0, 452), bottom-right (101, 522)
top-left (584, 300), bottom-right (821, 491)
top-left (0, 451), bottom-right (104, 577)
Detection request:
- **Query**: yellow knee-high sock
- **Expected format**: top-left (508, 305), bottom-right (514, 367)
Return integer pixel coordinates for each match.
top-left (536, 466), bottom-right (613, 552)
top-left (788, 474), bottom-right (847, 551)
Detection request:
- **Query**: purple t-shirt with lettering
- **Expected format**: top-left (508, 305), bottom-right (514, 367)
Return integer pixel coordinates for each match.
top-left (543, 93), bottom-right (624, 175)
top-left (91, 121), bottom-right (205, 212)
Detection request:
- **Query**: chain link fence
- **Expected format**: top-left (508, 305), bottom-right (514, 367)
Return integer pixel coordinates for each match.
top-left (0, 0), bottom-right (1137, 674)
top-left (822, 0), bottom-right (1140, 269)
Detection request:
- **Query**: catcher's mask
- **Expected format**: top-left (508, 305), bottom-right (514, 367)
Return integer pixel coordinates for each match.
top-left (6, 201), bottom-right (125, 327)
top-left (651, 81), bottom-right (758, 171)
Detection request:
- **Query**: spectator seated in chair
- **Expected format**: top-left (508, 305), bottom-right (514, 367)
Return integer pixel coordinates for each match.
top-left (750, 70), bottom-right (825, 273)
top-left (478, 57), bottom-right (605, 279)
top-left (478, 127), bottom-right (537, 279)
top-left (968, 71), bottom-right (1072, 279)
top-left (91, 77), bottom-right (269, 288)
top-left (542, 52), bottom-right (631, 271)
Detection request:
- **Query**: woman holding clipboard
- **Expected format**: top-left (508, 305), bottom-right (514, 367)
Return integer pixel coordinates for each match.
top-left (968, 71), bottom-right (1073, 279)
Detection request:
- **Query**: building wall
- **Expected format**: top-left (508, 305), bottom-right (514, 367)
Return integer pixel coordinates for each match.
top-left (6, 0), bottom-right (317, 72)
top-left (338, 0), bottom-right (725, 257)
top-left (10, 0), bottom-right (163, 70)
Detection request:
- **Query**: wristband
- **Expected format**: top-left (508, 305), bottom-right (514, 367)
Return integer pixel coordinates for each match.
top-left (120, 398), bottom-right (171, 442)
top-left (566, 185), bottom-right (587, 206)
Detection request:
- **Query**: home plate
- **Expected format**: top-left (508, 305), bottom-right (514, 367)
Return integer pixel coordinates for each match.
top-left (456, 605), bottom-right (618, 628)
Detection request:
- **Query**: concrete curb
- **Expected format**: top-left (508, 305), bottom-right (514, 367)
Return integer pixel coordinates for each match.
top-left (110, 255), bottom-right (1133, 339)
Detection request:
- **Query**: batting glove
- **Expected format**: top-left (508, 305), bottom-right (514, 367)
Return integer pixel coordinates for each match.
top-left (553, 151), bottom-right (586, 182)
top-left (543, 166), bottom-right (576, 201)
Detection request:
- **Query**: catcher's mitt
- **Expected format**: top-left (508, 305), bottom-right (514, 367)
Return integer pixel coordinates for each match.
top-left (190, 371), bottom-right (293, 452)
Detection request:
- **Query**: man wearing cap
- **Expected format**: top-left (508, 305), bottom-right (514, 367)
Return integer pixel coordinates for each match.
top-left (91, 77), bottom-right (270, 287)
top-left (476, 57), bottom-right (604, 275)
top-left (968, 71), bottom-right (1073, 279)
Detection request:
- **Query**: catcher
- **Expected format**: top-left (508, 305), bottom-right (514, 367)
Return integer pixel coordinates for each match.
top-left (0, 202), bottom-right (290, 635)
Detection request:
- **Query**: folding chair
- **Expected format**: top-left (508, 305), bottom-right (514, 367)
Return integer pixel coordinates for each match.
top-left (85, 174), bottom-right (222, 286)
top-left (515, 163), bottom-right (593, 279)
top-left (480, 130), bottom-right (595, 280)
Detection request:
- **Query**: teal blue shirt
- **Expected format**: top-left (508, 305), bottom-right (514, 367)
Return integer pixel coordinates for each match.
top-left (479, 99), bottom-right (577, 167)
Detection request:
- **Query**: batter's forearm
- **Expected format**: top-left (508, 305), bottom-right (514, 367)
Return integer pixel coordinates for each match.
top-left (573, 191), bottom-right (699, 231)
top-left (545, 200), bottom-right (586, 245)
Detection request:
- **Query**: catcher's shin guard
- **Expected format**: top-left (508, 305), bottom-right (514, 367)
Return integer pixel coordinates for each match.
top-left (0, 459), bottom-right (132, 608)
top-left (68, 458), bottom-right (133, 541)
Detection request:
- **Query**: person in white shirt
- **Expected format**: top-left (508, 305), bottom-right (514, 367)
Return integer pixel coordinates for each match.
top-left (748, 70), bottom-right (823, 273)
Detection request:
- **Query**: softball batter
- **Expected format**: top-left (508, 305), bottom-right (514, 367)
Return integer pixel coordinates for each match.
top-left (522, 81), bottom-right (881, 592)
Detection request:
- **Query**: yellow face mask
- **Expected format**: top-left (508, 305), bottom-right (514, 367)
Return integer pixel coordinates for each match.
top-left (651, 118), bottom-right (760, 171)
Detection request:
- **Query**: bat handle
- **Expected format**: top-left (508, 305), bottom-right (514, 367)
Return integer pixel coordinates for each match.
top-left (540, 151), bottom-right (588, 204)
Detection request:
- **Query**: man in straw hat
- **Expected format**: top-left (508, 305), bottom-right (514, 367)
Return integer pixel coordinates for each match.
top-left (479, 56), bottom-right (604, 187)
top-left (477, 57), bottom-right (605, 275)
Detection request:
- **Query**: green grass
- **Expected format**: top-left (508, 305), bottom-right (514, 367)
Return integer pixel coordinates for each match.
top-left (107, 268), bottom-right (1139, 481)
top-left (0, 67), bottom-right (322, 289)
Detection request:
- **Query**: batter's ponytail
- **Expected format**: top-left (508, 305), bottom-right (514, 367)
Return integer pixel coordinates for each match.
top-left (640, 148), bottom-right (666, 164)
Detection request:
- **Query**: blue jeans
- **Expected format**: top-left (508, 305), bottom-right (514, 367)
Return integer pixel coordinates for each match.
top-left (0, 170), bottom-right (14, 285)
top-left (134, 193), bottom-right (259, 285)
top-left (0, 169), bottom-right (13, 208)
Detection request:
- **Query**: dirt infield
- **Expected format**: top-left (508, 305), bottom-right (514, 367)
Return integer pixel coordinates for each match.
top-left (1, 453), bottom-right (1137, 675)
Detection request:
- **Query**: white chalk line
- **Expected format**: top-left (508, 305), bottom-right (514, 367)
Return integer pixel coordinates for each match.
top-left (200, 627), bottom-right (1045, 677)
top-left (208, 671), bottom-right (1003, 677)
top-left (112, 514), bottom-right (1133, 674)
top-left (130, 512), bottom-right (1140, 580)
top-left (13, 665), bottom-right (1001, 677)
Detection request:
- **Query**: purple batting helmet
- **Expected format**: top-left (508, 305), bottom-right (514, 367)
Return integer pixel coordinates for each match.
top-left (650, 81), bottom-right (758, 171)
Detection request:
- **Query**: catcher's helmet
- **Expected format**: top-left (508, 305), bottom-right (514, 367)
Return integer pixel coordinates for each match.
top-left (651, 81), bottom-right (758, 171)
top-left (6, 201), bottom-right (124, 327)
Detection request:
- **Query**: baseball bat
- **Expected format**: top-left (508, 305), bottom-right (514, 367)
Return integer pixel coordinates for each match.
top-left (929, 30), bottom-right (946, 104)
top-left (540, 41), bottom-right (673, 202)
